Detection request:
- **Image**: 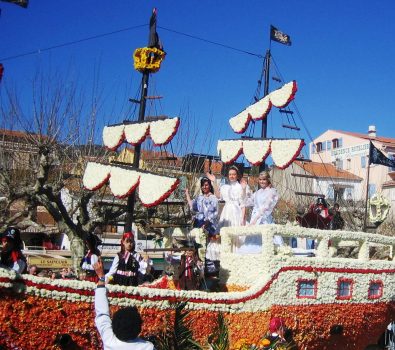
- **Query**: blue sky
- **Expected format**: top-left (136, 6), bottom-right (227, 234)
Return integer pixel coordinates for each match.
top-left (1, 0), bottom-right (394, 158)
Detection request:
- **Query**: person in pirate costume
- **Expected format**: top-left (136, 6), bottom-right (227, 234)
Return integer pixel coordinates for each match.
top-left (106, 231), bottom-right (141, 287)
top-left (261, 317), bottom-right (298, 350)
top-left (80, 232), bottom-right (102, 282)
top-left (178, 239), bottom-right (203, 291)
top-left (0, 227), bottom-right (27, 274)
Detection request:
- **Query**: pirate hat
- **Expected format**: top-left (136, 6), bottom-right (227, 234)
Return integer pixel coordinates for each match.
top-left (86, 232), bottom-right (102, 248)
top-left (2, 227), bottom-right (21, 241)
top-left (2, 227), bottom-right (23, 249)
top-left (316, 197), bottom-right (328, 207)
top-left (176, 238), bottom-right (202, 250)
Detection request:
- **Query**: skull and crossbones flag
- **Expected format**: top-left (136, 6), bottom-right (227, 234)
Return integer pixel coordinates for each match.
top-left (369, 141), bottom-right (395, 167)
top-left (270, 25), bottom-right (292, 46)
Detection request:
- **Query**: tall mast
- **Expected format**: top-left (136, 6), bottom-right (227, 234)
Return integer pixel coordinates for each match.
top-left (125, 71), bottom-right (149, 232)
top-left (125, 8), bottom-right (162, 232)
top-left (259, 49), bottom-right (271, 172)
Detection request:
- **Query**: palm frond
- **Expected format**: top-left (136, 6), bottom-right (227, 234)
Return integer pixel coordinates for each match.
top-left (155, 301), bottom-right (204, 350)
top-left (209, 312), bottom-right (229, 350)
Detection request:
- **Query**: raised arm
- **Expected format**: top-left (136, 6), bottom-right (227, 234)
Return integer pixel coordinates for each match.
top-left (206, 172), bottom-right (220, 198)
top-left (185, 188), bottom-right (193, 210)
top-left (93, 260), bottom-right (117, 346)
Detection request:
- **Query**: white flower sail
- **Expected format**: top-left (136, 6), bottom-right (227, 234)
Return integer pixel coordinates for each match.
top-left (149, 117), bottom-right (180, 146)
top-left (83, 162), bottom-right (111, 190)
top-left (109, 166), bottom-right (140, 198)
top-left (124, 122), bottom-right (150, 145)
top-left (269, 80), bottom-right (298, 108)
top-left (103, 125), bottom-right (125, 151)
top-left (271, 139), bottom-right (304, 169)
top-left (247, 95), bottom-right (272, 121)
top-left (229, 110), bottom-right (251, 134)
top-left (243, 140), bottom-right (271, 165)
top-left (217, 140), bottom-right (243, 164)
top-left (138, 172), bottom-right (180, 207)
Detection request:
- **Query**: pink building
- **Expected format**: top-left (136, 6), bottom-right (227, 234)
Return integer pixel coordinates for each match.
top-left (310, 126), bottom-right (395, 217)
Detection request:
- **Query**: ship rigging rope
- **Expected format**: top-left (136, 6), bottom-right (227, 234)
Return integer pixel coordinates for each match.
top-left (1, 24), bottom-right (264, 62)
top-left (0, 24), bottom-right (148, 62)
top-left (158, 26), bottom-right (264, 59)
top-left (270, 55), bottom-right (359, 230)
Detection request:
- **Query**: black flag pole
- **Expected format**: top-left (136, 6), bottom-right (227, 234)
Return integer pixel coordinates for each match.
top-left (363, 143), bottom-right (372, 232)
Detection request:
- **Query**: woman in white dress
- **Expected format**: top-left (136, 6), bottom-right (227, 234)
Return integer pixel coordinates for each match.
top-left (207, 166), bottom-right (247, 228)
top-left (250, 171), bottom-right (278, 225)
top-left (249, 171), bottom-right (283, 247)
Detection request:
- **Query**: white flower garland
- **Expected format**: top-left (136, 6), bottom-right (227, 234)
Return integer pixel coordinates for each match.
top-left (2, 225), bottom-right (395, 315)
top-left (109, 167), bottom-right (140, 198)
top-left (271, 139), bottom-right (304, 169)
top-left (82, 162), bottom-right (111, 190)
top-left (124, 122), bottom-right (150, 145)
top-left (242, 140), bottom-right (271, 165)
top-left (138, 172), bottom-right (179, 207)
top-left (228, 81), bottom-right (297, 132)
top-left (103, 125), bottom-right (125, 150)
top-left (229, 110), bottom-right (251, 134)
top-left (149, 117), bottom-right (180, 146)
top-left (269, 80), bottom-right (297, 108)
top-left (247, 95), bottom-right (272, 121)
top-left (216, 139), bottom-right (303, 168)
top-left (217, 140), bottom-right (243, 164)
top-left (83, 163), bottom-right (179, 206)
top-left (103, 118), bottom-right (179, 150)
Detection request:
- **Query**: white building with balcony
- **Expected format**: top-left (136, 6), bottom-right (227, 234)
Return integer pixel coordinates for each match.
top-left (310, 126), bottom-right (395, 217)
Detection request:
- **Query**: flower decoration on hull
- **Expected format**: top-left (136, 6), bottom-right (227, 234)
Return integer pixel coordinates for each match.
top-left (243, 140), bottom-right (271, 165)
top-left (83, 162), bottom-right (179, 206)
top-left (82, 163), bottom-right (111, 190)
top-left (138, 172), bottom-right (180, 207)
top-left (109, 167), bottom-right (140, 199)
top-left (103, 117), bottom-right (180, 150)
top-left (150, 117), bottom-right (180, 146)
top-left (124, 122), bottom-right (150, 145)
top-left (229, 81), bottom-right (297, 133)
top-left (103, 124), bottom-right (125, 151)
top-left (271, 139), bottom-right (305, 169)
top-left (217, 140), bottom-right (243, 164)
top-left (217, 139), bottom-right (303, 169)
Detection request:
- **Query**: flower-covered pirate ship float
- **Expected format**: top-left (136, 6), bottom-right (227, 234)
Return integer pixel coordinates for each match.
top-left (1, 225), bottom-right (395, 349)
top-left (1, 16), bottom-right (395, 350)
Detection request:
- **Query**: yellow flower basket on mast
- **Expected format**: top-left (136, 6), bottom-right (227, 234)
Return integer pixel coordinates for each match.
top-left (133, 47), bottom-right (165, 73)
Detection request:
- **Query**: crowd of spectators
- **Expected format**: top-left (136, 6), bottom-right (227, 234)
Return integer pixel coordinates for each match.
top-left (27, 265), bottom-right (77, 279)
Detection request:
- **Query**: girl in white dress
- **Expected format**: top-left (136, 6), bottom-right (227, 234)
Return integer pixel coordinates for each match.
top-left (207, 166), bottom-right (247, 228)
top-left (250, 171), bottom-right (279, 225)
top-left (249, 171), bottom-right (283, 248)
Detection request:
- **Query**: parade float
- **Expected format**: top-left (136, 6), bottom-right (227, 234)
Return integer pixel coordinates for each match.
top-left (1, 225), bottom-right (395, 349)
top-left (1, 10), bottom-right (394, 350)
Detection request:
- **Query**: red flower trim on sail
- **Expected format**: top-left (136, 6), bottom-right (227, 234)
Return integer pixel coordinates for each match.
top-left (114, 179), bottom-right (140, 199)
top-left (233, 114), bottom-right (251, 134)
top-left (129, 126), bottom-right (150, 146)
top-left (141, 178), bottom-right (180, 208)
top-left (248, 100), bottom-right (272, 121)
top-left (152, 118), bottom-right (180, 146)
top-left (104, 132), bottom-right (125, 151)
top-left (223, 148), bottom-right (243, 164)
top-left (275, 80), bottom-right (297, 108)
top-left (84, 173), bottom-right (110, 191)
top-left (276, 140), bottom-right (305, 170)
top-left (247, 144), bottom-right (271, 166)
